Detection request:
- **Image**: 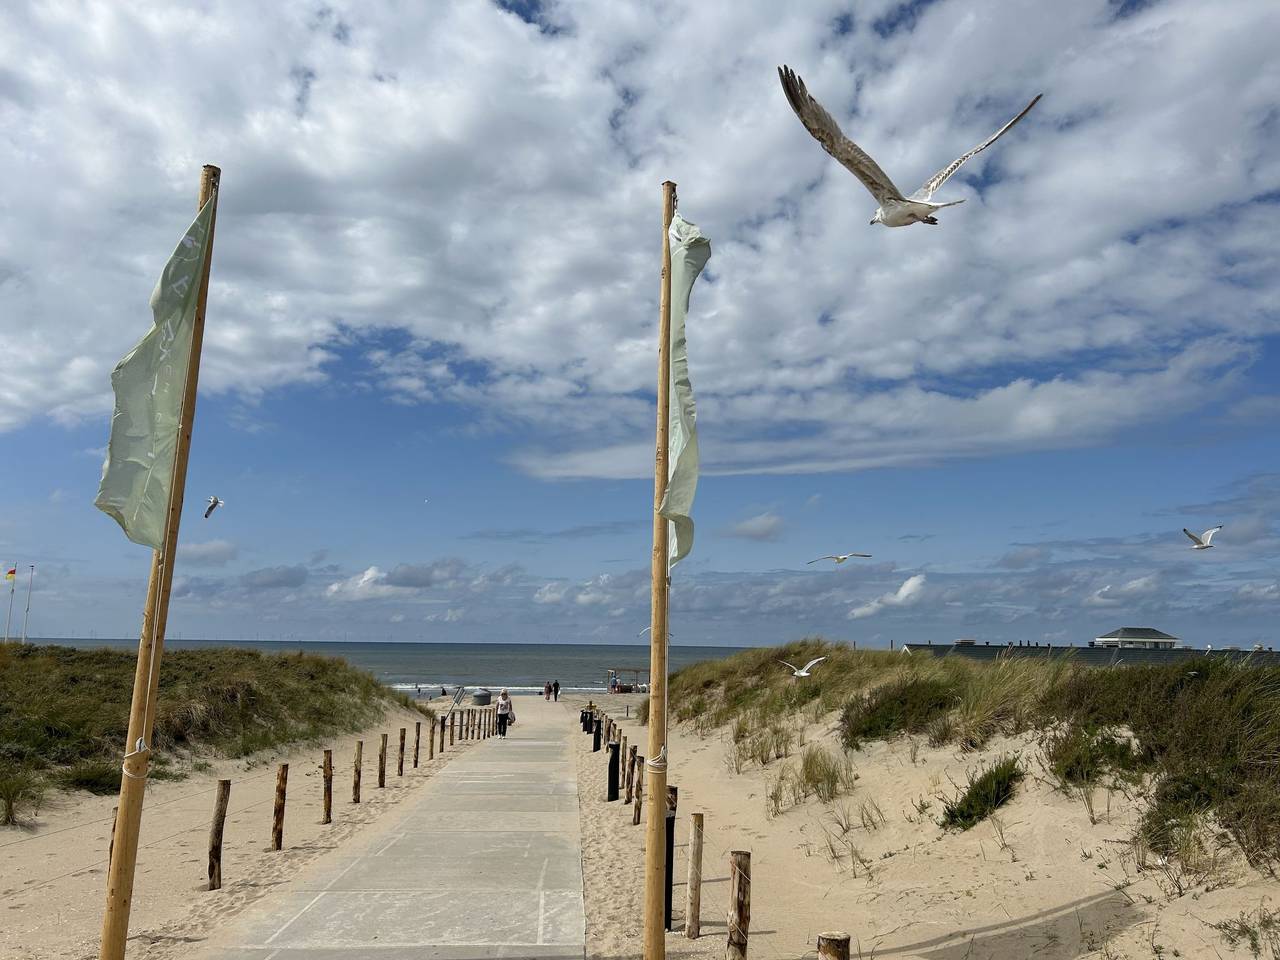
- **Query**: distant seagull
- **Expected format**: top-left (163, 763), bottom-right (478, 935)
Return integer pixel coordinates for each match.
top-left (777, 65), bottom-right (1042, 227)
top-left (778, 656), bottom-right (827, 678)
top-left (808, 553), bottom-right (872, 565)
top-left (204, 496), bottom-right (223, 519)
top-left (1183, 526), bottom-right (1222, 550)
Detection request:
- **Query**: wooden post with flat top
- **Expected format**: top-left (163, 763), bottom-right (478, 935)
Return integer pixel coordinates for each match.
top-left (271, 764), bottom-right (288, 851)
top-left (414, 721), bottom-right (421, 767)
top-left (322, 750), bottom-right (332, 824)
top-left (727, 851), bottom-right (751, 960)
top-left (398, 728), bottom-right (406, 776)
top-left (818, 932), bottom-right (851, 960)
top-left (353, 740), bottom-right (363, 803)
top-left (207, 780), bottom-right (230, 890)
top-left (642, 179), bottom-right (677, 960)
top-left (378, 733), bottom-right (388, 788)
top-left (98, 164), bottom-right (222, 960)
top-left (685, 812), bottom-right (703, 938)
top-left (633, 755), bottom-right (645, 825)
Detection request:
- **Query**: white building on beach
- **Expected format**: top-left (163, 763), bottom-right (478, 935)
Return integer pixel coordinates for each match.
top-left (1092, 627), bottom-right (1181, 650)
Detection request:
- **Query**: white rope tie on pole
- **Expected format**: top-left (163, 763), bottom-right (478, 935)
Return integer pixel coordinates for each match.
top-left (120, 737), bottom-right (151, 780)
top-left (647, 745), bottom-right (668, 772)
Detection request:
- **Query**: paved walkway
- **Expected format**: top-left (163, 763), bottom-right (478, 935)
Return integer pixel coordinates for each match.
top-left (203, 698), bottom-right (584, 959)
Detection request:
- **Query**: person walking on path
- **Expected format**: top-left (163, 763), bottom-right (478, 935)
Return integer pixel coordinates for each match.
top-left (544, 681), bottom-right (552, 701)
top-left (496, 689), bottom-right (514, 738)
top-left (552, 680), bottom-right (560, 702)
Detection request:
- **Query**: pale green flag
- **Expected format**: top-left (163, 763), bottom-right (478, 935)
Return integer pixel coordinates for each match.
top-left (659, 213), bottom-right (711, 568)
top-left (95, 199), bottom-right (214, 549)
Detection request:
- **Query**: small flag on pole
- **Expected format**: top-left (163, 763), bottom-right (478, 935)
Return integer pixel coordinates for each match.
top-left (4, 568), bottom-right (14, 581)
top-left (94, 200), bottom-right (215, 550)
top-left (658, 213), bottom-right (711, 568)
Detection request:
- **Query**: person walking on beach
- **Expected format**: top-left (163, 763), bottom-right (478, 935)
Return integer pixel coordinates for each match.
top-left (496, 689), bottom-right (513, 738)
top-left (552, 680), bottom-right (560, 702)
top-left (543, 681), bottom-right (552, 701)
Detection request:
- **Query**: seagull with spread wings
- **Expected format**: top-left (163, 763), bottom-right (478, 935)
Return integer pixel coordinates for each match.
top-left (778, 656), bottom-right (828, 678)
top-left (778, 65), bottom-right (1042, 227)
top-left (204, 496), bottom-right (223, 519)
top-left (1183, 526), bottom-right (1223, 550)
top-left (808, 553), bottom-right (872, 565)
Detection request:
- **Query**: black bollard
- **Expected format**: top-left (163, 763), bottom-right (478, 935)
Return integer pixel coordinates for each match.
top-left (607, 742), bottom-right (620, 801)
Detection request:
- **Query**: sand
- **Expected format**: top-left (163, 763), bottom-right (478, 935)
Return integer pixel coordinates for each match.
top-left (0, 702), bottom-right (472, 960)
top-left (568, 693), bottom-right (1280, 960)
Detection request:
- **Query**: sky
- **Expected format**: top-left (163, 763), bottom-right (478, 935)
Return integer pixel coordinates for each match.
top-left (1, 0), bottom-right (1278, 649)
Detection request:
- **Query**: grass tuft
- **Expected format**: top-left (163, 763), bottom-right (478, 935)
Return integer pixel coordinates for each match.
top-left (0, 766), bottom-right (46, 825)
top-left (941, 755), bottom-right (1023, 831)
top-left (840, 673), bottom-right (957, 749)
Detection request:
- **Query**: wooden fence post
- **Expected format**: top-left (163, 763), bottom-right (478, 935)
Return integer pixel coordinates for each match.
top-left (592, 717), bottom-right (601, 752)
top-left (686, 812), bottom-right (703, 938)
top-left (378, 733), bottom-right (388, 788)
top-left (207, 782), bottom-right (230, 890)
top-left (664, 785), bottom-right (678, 930)
top-left (727, 851), bottom-right (751, 960)
top-left (607, 742), bottom-right (620, 801)
top-left (414, 721), bottom-right (421, 768)
top-left (271, 764), bottom-right (288, 851)
top-left (817, 932), bottom-right (851, 960)
top-left (633, 756), bottom-right (644, 825)
top-left (398, 728), bottom-right (406, 777)
top-left (322, 750), bottom-right (332, 824)
top-left (353, 740), bottom-right (363, 803)
top-left (439, 716), bottom-right (446, 754)
top-left (429, 718), bottom-right (436, 760)
top-left (625, 745), bottom-right (638, 803)
top-left (450, 713), bottom-right (456, 746)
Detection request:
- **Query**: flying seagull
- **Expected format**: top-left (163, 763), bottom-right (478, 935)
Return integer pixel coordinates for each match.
top-left (808, 553), bottom-right (872, 564)
top-left (204, 496), bottom-right (223, 519)
top-left (1183, 525), bottom-right (1222, 550)
top-left (778, 656), bottom-right (827, 678)
top-left (777, 65), bottom-right (1042, 227)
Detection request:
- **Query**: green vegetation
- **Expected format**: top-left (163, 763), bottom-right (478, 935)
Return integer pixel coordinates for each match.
top-left (666, 640), bottom-right (1280, 864)
top-left (0, 642), bottom-right (430, 803)
top-left (941, 755), bottom-right (1023, 830)
top-left (0, 765), bottom-right (46, 825)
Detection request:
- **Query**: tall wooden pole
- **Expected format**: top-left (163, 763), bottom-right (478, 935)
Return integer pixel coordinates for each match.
top-left (99, 164), bottom-right (220, 960)
top-left (642, 179), bottom-right (676, 960)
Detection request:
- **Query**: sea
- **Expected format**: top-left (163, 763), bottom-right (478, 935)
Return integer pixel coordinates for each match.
top-left (37, 639), bottom-right (745, 695)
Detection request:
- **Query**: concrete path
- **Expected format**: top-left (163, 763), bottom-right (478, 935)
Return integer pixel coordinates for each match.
top-left (202, 698), bottom-right (584, 960)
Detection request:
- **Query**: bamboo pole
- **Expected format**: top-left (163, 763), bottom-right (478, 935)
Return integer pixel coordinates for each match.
top-left (685, 812), bottom-right (703, 938)
top-left (643, 179), bottom-right (677, 960)
top-left (353, 740), bottom-right (363, 803)
top-left (322, 750), bottom-right (332, 824)
top-left (99, 165), bottom-right (221, 960)
top-left (207, 781), bottom-right (230, 890)
top-left (271, 764), bottom-right (288, 851)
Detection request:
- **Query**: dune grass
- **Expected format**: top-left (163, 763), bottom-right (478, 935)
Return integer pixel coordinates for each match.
top-left (0, 642), bottom-right (430, 803)
top-left (941, 755), bottom-right (1023, 830)
top-left (665, 639), bottom-right (1280, 864)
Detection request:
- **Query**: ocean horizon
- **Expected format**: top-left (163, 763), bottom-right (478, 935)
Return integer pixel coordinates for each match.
top-left (27, 638), bottom-right (747, 694)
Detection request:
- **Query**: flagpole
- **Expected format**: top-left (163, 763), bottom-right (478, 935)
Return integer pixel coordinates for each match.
top-left (20, 565), bottom-right (34, 643)
top-left (642, 180), bottom-right (676, 960)
top-left (4, 563), bottom-right (14, 642)
top-left (99, 164), bottom-right (220, 960)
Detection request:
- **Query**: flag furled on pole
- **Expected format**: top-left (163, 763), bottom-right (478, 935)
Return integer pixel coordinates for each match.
top-left (94, 200), bottom-right (215, 549)
top-left (657, 213), bottom-right (711, 568)
top-left (3, 568), bottom-right (13, 581)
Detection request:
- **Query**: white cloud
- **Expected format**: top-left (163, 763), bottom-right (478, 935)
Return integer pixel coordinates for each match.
top-left (725, 512), bottom-right (785, 542)
top-left (179, 539), bottom-right (239, 567)
top-left (0, 0), bottom-right (1275, 479)
top-left (849, 574), bottom-right (927, 619)
top-left (1087, 573), bottom-right (1161, 606)
top-left (533, 582), bottom-right (568, 605)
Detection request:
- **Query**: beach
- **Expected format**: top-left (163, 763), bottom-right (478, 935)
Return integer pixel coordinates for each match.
top-left (567, 692), bottom-right (1280, 960)
top-left (0, 703), bottom-right (468, 960)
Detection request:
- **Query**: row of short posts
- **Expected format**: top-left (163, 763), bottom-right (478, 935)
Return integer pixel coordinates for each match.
top-left (580, 708), bottom-right (768, 954)
top-left (205, 709), bottom-right (499, 892)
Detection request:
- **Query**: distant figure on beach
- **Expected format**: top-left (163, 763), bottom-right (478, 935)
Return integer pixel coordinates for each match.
top-left (496, 689), bottom-right (513, 738)
top-left (552, 680), bottom-right (560, 702)
top-left (610, 675), bottom-right (619, 694)
top-left (441, 686), bottom-right (447, 698)
top-left (543, 681), bottom-right (552, 701)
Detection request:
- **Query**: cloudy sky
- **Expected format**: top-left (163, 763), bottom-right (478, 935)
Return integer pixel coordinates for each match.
top-left (2, 0), bottom-right (1278, 648)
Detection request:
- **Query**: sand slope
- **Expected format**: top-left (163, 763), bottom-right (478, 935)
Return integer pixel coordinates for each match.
top-left (570, 694), bottom-right (1280, 960)
top-left (1, 704), bottom-right (469, 960)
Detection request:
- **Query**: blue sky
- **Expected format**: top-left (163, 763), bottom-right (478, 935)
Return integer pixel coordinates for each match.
top-left (2, 0), bottom-right (1278, 647)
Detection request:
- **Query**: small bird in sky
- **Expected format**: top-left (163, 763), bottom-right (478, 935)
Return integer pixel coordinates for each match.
top-left (203, 496), bottom-right (223, 519)
top-left (808, 553), bottom-right (872, 564)
top-left (778, 657), bottom-right (828, 678)
top-left (777, 65), bottom-right (1042, 227)
top-left (1183, 525), bottom-right (1223, 550)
